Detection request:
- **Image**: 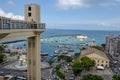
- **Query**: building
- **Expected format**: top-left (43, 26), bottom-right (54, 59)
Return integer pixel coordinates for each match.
top-left (105, 35), bottom-right (120, 57)
top-left (85, 41), bottom-right (97, 47)
top-left (0, 4), bottom-right (45, 80)
top-left (80, 48), bottom-right (109, 67)
top-left (0, 76), bottom-right (4, 80)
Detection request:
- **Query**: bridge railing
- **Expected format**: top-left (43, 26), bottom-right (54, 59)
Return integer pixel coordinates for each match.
top-left (0, 16), bottom-right (45, 29)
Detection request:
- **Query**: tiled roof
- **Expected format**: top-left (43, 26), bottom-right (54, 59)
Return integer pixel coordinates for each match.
top-left (81, 48), bottom-right (108, 59)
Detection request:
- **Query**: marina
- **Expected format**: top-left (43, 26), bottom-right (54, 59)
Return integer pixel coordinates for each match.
top-left (1, 29), bottom-right (120, 61)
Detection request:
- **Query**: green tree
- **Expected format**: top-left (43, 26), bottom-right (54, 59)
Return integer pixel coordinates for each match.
top-left (81, 47), bottom-right (86, 51)
top-left (0, 54), bottom-right (5, 63)
top-left (66, 56), bottom-right (72, 62)
top-left (74, 53), bottom-right (80, 58)
top-left (55, 64), bottom-right (61, 70)
top-left (92, 46), bottom-right (101, 50)
top-left (56, 70), bottom-right (65, 80)
top-left (112, 74), bottom-right (120, 80)
top-left (10, 52), bottom-right (17, 56)
top-left (48, 60), bottom-right (54, 65)
top-left (55, 64), bottom-right (65, 80)
top-left (0, 46), bottom-right (4, 51)
top-left (72, 59), bottom-right (84, 76)
top-left (101, 43), bottom-right (106, 50)
top-left (58, 55), bottom-right (64, 61)
top-left (82, 74), bottom-right (104, 80)
top-left (81, 56), bottom-right (95, 70)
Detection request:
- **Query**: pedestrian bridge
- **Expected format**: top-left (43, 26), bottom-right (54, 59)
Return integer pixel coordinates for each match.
top-left (0, 16), bottom-right (45, 40)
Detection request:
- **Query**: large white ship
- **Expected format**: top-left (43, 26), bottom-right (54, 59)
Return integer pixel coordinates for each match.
top-left (76, 35), bottom-right (88, 40)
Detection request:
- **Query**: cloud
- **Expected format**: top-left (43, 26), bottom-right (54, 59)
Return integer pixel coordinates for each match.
top-left (7, 0), bottom-right (14, 5)
top-left (58, 0), bottom-right (120, 9)
top-left (0, 9), bottom-right (24, 20)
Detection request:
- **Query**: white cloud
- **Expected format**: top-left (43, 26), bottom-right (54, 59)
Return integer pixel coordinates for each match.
top-left (7, 0), bottom-right (14, 5)
top-left (58, 0), bottom-right (89, 9)
top-left (0, 9), bottom-right (24, 20)
top-left (58, 0), bottom-right (120, 9)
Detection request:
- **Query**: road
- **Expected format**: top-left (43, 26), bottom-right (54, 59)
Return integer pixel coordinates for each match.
top-left (106, 53), bottom-right (120, 74)
top-left (0, 60), bottom-right (54, 80)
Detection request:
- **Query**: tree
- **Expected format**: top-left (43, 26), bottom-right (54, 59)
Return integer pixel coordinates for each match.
top-left (81, 47), bottom-right (86, 51)
top-left (112, 74), bottom-right (120, 80)
top-left (66, 56), bottom-right (72, 62)
top-left (48, 60), bottom-right (54, 65)
top-left (72, 59), bottom-right (84, 76)
top-left (101, 44), bottom-right (106, 50)
top-left (81, 56), bottom-right (95, 70)
top-left (0, 46), bottom-right (4, 51)
top-left (82, 74), bottom-right (104, 80)
top-left (55, 64), bottom-right (65, 80)
top-left (92, 46), bottom-right (101, 50)
top-left (0, 54), bottom-right (5, 63)
top-left (74, 53), bottom-right (80, 58)
top-left (58, 55), bottom-right (64, 61)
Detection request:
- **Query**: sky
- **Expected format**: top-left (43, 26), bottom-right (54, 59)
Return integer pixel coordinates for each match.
top-left (0, 0), bottom-right (120, 30)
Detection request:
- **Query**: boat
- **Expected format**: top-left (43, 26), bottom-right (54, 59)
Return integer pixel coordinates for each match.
top-left (62, 50), bottom-right (68, 54)
top-left (68, 49), bottom-right (74, 52)
top-left (54, 50), bottom-right (60, 54)
top-left (41, 53), bottom-right (48, 56)
top-left (76, 35), bottom-right (88, 40)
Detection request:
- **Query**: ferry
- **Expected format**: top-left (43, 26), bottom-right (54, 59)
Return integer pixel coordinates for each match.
top-left (76, 35), bottom-right (88, 40)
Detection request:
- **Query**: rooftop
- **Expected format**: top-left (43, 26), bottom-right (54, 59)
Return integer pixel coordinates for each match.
top-left (81, 48), bottom-right (109, 59)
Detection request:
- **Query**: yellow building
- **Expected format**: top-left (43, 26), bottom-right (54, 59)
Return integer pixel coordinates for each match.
top-left (0, 76), bottom-right (4, 80)
top-left (80, 48), bottom-right (109, 68)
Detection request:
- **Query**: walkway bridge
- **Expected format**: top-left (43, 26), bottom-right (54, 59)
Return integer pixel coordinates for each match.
top-left (0, 16), bottom-right (45, 41)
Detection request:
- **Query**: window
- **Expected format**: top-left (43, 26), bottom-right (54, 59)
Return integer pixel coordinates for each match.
top-left (28, 13), bottom-right (31, 17)
top-left (2, 19), bottom-right (10, 29)
top-left (33, 60), bottom-right (35, 66)
top-left (106, 65), bottom-right (108, 67)
top-left (29, 60), bottom-right (31, 65)
top-left (102, 60), bottom-right (104, 63)
top-left (98, 60), bottom-right (99, 62)
top-left (28, 6), bottom-right (31, 11)
top-left (106, 61), bottom-right (108, 63)
top-left (29, 76), bottom-right (31, 80)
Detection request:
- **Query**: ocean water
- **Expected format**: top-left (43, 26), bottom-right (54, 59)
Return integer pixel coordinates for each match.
top-left (5, 29), bottom-right (120, 61)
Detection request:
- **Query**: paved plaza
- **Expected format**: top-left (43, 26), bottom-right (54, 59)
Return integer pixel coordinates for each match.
top-left (81, 68), bottom-right (113, 80)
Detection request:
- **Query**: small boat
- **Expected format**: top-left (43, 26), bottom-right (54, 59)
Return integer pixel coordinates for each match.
top-left (41, 53), bottom-right (48, 56)
top-left (68, 49), bottom-right (74, 52)
top-left (63, 50), bottom-right (68, 54)
top-left (54, 50), bottom-right (60, 54)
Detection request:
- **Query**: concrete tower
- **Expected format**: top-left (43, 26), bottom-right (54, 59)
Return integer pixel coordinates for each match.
top-left (25, 4), bottom-right (40, 23)
top-left (25, 4), bottom-right (41, 80)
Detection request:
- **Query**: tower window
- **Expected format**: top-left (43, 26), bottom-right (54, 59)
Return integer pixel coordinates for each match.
top-left (28, 13), bottom-right (31, 17)
top-left (28, 6), bottom-right (31, 11)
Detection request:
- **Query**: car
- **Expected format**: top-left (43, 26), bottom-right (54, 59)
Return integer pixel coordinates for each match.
top-left (118, 68), bottom-right (120, 71)
top-left (0, 71), bottom-right (4, 73)
top-left (113, 61), bottom-right (117, 64)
